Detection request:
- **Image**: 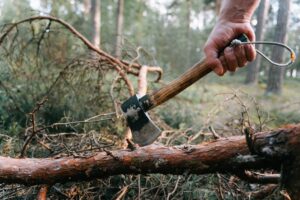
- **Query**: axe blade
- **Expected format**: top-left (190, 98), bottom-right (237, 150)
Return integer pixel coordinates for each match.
top-left (121, 95), bottom-right (161, 146)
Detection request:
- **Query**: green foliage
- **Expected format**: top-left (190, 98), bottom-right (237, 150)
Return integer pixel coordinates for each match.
top-left (0, 17), bottom-right (126, 136)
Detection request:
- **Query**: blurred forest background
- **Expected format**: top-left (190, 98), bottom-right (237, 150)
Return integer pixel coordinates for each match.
top-left (0, 0), bottom-right (300, 199)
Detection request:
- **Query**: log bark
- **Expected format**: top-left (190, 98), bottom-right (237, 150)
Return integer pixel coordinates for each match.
top-left (0, 125), bottom-right (300, 198)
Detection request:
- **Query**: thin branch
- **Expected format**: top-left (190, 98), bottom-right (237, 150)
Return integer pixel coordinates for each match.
top-left (114, 185), bottom-right (129, 200)
top-left (20, 98), bottom-right (48, 158)
top-left (280, 190), bottom-right (292, 200)
top-left (37, 185), bottom-right (49, 200)
top-left (0, 15), bottom-right (135, 95)
top-left (247, 184), bottom-right (277, 200)
top-left (166, 176), bottom-right (181, 200)
top-left (235, 170), bottom-right (280, 184)
top-left (208, 125), bottom-right (221, 139)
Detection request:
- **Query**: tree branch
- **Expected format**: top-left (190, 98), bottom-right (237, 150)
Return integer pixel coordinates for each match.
top-left (0, 16), bottom-right (164, 95)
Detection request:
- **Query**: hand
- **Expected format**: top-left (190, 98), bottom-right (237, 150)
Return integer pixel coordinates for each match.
top-left (204, 0), bottom-right (260, 76)
top-left (204, 20), bottom-right (256, 76)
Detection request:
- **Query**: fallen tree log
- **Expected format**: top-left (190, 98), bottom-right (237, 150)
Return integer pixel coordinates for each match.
top-left (0, 124), bottom-right (300, 198)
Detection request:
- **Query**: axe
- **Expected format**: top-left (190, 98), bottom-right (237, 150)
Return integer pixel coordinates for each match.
top-left (121, 34), bottom-right (249, 146)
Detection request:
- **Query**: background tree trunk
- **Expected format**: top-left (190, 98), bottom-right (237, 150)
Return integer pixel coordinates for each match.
top-left (266, 0), bottom-right (290, 94)
top-left (91, 0), bottom-right (101, 48)
top-left (245, 0), bottom-right (270, 85)
top-left (115, 0), bottom-right (124, 58)
top-left (185, 0), bottom-right (191, 66)
top-left (83, 0), bottom-right (91, 17)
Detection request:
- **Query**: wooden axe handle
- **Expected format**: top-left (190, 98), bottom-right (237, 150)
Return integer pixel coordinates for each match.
top-left (148, 58), bottom-right (211, 109)
top-left (145, 34), bottom-right (249, 110)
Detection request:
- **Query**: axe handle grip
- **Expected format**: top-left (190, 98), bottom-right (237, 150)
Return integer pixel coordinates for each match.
top-left (148, 58), bottom-right (211, 109)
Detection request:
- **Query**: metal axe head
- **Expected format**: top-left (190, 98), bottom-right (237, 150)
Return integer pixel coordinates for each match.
top-left (121, 95), bottom-right (161, 146)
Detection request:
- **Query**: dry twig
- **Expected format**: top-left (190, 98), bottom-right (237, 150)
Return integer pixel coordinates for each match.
top-left (37, 185), bottom-right (49, 200)
top-left (20, 98), bottom-right (48, 157)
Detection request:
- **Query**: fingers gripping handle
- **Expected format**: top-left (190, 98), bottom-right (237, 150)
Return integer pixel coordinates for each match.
top-left (145, 34), bottom-right (249, 111)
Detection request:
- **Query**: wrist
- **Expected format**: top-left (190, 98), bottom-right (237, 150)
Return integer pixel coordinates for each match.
top-left (218, 0), bottom-right (260, 23)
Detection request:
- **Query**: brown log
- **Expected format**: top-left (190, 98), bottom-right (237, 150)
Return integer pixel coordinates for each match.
top-left (0, 125), bottom-right (300, 199)
top-left (252, 124), bottom-right (300, 199)
top-left (0, 133), bottom-right (278, 185)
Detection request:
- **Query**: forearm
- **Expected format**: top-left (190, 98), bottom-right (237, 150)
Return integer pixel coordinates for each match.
top-left (219, 0), bottom-right (260, 23)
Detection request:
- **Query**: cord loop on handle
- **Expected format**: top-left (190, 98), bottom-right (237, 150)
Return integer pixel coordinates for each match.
top-left (230, 39), bottom-right (296, 68)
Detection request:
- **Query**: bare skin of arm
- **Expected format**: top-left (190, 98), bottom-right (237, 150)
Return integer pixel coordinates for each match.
top-left (204, 0), bottom-right (260, 75)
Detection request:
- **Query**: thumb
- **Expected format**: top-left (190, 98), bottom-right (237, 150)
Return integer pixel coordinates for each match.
top-left (204, 46), bottom-right (224, 76)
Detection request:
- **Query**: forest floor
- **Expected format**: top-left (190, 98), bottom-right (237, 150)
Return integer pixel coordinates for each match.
top-left (1, 72), bottom-right (299, 199)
